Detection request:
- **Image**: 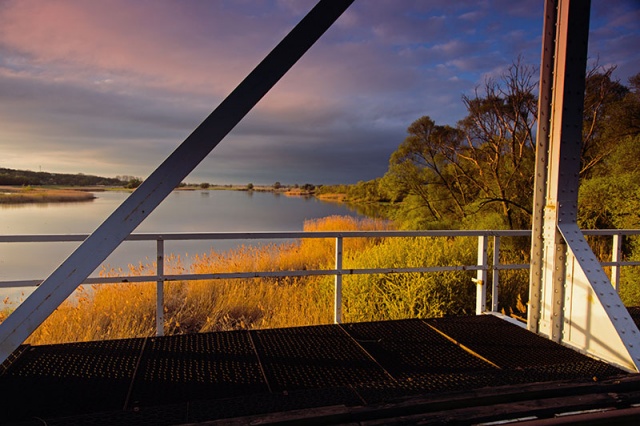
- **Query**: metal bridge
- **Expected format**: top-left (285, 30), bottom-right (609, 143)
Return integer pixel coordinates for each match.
top-left (1, 0), bottom-right (639, 423)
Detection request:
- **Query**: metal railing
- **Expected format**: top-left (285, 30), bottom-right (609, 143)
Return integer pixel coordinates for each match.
top-left (1, 229), bottom-right (639, 336)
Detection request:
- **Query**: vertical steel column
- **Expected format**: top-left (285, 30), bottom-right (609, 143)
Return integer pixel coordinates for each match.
top-left (529, 0), bottom-right (558, 333)
top-left (492, 236), bottom-right (500, 313)
top-left (156, 238), bottom-right (165, 337)
top-left (0, 0), bottom-right (354, 365)
top-left (538, 0), bottom-right (589, 341)
top-left (475, 235), bottom-right (488, 315)
top-left (334, 236), bottom-right (343, 324)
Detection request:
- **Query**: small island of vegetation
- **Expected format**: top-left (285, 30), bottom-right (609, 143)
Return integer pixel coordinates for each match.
top-left (0, 185), bottom-right (96, 204)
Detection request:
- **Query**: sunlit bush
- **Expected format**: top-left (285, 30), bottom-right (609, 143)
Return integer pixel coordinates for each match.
top-left (342, 236), bottom-right (477, 321)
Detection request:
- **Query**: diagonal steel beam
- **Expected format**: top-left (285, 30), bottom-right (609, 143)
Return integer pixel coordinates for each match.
top-left (0, 0), bottom-right (354, 364)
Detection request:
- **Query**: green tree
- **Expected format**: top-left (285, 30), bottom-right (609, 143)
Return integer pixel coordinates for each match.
top-left (581, 66), bottom-right (631, 177)
top-left (383, 117), bottom-right (467, 226)
top-left (456, 59), bottom-right (537, 229)
top-left (383, 59), bottom-right (537, 230)
top-left (578, 134), bottom-right (640, 305)
top-left (125, 178), bottom-right (143, 189)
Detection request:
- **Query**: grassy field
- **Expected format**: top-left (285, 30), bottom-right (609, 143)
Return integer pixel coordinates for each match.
top-left (0, 186), bottom-right (95, 204)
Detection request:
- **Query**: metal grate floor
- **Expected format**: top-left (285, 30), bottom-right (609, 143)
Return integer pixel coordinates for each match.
top-left (0, 314), bottom-right (633, 425)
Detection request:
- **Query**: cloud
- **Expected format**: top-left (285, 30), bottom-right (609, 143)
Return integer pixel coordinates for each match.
top-left (0, 0), bottom-right (637, 185)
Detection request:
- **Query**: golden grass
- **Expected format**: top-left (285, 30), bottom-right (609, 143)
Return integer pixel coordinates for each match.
top-left (16, 215), bottom-right (394, 345)
top-left (0, 186), bottom-right (95, 204)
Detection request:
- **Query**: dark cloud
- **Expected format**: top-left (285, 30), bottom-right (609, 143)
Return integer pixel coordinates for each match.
top-left (0, 0), bottom-right (638, 185)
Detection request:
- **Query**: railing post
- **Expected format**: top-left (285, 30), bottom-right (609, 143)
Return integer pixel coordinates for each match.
top-left (334, 236), bottom-right (343, 324)
top-left (611, 233), bottom-right (622, 291)
top-left (492, 236), bottom-right (500, 313)
top-left (156, 238), bottom-right (165, 336)
top-left (475, 235), bottom-right (488, 315)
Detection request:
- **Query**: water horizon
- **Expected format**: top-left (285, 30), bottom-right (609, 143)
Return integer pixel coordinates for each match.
top-left (0, 189), bottom-right (371, 304)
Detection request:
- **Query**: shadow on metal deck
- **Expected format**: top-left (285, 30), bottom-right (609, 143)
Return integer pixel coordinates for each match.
top-left (2, 313), bottom-right (640, 425)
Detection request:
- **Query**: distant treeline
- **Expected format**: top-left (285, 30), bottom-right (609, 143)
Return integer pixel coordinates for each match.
top-left (0, 168), bottom-right (124, 186)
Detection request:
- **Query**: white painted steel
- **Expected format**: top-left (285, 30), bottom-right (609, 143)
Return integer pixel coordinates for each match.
top-left (559, 224), bottom-right (640, 372)
top-left (475, 235), bottom-right (488, 315)
top-left (612, 234), bottom-right (622, 292)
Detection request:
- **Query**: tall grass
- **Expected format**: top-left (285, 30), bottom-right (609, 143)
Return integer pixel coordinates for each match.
top-left (21, 216), bottom-right (394, 345)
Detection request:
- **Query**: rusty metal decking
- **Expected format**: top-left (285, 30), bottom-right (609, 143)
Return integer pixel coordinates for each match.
top-left (1, 315), bottom-right (638, 425)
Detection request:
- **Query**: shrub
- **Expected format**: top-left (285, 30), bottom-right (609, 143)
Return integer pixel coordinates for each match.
top-left (342, 236), bottom-right (477, 322)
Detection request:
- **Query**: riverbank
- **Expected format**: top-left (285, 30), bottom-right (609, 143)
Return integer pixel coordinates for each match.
top-left (0, 183), bottom-right (380, 216)
top-left (0, 186), bottom-right (96, 204)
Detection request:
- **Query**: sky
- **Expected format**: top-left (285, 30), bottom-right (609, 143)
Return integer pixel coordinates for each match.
top-left (1, 0), bottom-right (639, 185)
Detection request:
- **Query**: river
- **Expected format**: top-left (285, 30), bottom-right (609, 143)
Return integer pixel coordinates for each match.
top-left (0, 189), bottom-right (369, 304)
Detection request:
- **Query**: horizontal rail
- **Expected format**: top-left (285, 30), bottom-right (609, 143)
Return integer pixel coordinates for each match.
top-left (582, 229), bottom-right (640, 236)
top-left (0, 229), bottom-right (532, 243)
top-left (1, 265), bottom-right (491, 288)
top-left (3, 228), bottom-right (639, 244)
top-left (3, 261), bottom-right (629, 289)
top-left (600, 261), bottom-right (640, 267)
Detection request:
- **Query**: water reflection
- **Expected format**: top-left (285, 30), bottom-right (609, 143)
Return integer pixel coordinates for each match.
top-left (0, 190), bottom-right (369, 303)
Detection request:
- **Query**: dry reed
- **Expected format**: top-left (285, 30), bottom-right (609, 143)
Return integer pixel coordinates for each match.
top-left (18, 215), bottom-right (394, 345)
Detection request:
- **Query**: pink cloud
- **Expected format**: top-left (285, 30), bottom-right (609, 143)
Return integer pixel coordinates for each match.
top-left (0, 1), bottom-right (284, 97)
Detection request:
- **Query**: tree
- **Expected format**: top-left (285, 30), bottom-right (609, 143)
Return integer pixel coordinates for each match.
top-left (246, 183), bottom-right (254, 190)
top-left (580, 66), bottom-right (631, 177)
top-left (456, 59), bottom-right (537, 229)
top-left (301, 183), bottom-right (315, 191)
top-left (383, 59), bottom-right (538, 230)
top-left (383, 117), bottom-right (467, 225)
top-left (125, 178), bottom-right (142, 189)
